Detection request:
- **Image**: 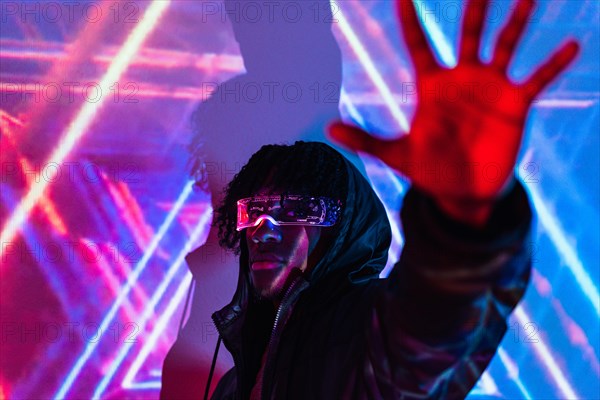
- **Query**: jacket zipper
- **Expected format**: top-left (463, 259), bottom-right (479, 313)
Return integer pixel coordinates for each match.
top-left (260, 276), bottom-right (302, 400)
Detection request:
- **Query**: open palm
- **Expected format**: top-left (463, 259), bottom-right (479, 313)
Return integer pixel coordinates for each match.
top-left (330, 0), bottom-right (579, 223)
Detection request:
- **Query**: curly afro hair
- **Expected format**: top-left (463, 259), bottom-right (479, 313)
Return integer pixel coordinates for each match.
top-left (212, 141), bottom-right (348, 254)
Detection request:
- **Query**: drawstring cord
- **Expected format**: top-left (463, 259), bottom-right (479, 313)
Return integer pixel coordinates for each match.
top-left (204, 335), bottom-right (222, 400)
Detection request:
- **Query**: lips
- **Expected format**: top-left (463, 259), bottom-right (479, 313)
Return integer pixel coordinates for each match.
top-left (250, 255), bottom-right (285, 270)
top-left (251, 254), bottom-right (284, 263)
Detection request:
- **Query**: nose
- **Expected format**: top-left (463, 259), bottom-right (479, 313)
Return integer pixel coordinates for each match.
top-left (249, 218), bottom-right (282, 244)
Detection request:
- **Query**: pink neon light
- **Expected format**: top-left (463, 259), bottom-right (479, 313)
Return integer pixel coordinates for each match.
top-left (101, 175), bottom-right (157, 256)
top-left (0, 1), bottom-right (171, 248)
top-left (81, 239), bottom-right (146, 319)
top-left (0, 39), bottom-right (243, 72)
top-left (551, 298), bottom-right (600, 376)
top-left (514, 306), bottom-right (579, 399)
top-left (531, 268), bottom-right (553, 297)
top-left (2, 117), bottom-right (68, 236)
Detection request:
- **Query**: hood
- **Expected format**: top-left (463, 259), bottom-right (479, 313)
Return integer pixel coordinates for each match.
top-left (307, 153), bottom-right (392, 284)
top-left (207, 146), bottom-right (392, 398)
top-left (217, 146), bottom-right (392, 325)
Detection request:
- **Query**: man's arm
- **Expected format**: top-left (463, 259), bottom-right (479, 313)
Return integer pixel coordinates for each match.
top-left (327, 0), bottom-right (578, 396)
top-left (365, 180), bottom-right (532, 397)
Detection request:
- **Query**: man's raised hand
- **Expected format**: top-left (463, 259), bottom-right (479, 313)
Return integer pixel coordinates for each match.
top-left (329, 0), bottom-right (579, 226)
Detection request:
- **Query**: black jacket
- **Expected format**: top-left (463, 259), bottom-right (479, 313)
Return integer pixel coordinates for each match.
top-left (161, 155), bottom-right (532, 400)
top-left (206, 156), bottom-right (532, 400)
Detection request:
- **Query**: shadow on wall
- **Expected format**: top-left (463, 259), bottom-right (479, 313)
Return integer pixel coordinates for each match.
top-left (160, 1), bottom-right (359, 398)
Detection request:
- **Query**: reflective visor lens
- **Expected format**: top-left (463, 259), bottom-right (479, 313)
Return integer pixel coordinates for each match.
top-left (236, 195), bottom-right (342, 231)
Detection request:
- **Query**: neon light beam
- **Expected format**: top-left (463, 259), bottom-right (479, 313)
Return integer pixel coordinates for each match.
top-left (526, 180), bottom-right (600, 316)
top-left (335, 6), bottom-right (410, 132)
top-left (514, 306), bottom-right (579, 399)
top-left (0, 0), bottom-right (171, 247)
top-left (54, 178), bottom-right (191, 400)
top-left (92, 208), bottom-right (212, 398)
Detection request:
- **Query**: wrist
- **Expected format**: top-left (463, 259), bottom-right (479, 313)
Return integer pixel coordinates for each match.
top-left (434, 198), bottom-right (494, 228)
top-left (432, 176), bottom-right (517, 227)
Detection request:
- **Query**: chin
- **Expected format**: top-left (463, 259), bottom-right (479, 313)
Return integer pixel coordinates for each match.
top-left (253, 279), bottom-right (286, 301)
top-left (254, 286), bottom-right (282, 302)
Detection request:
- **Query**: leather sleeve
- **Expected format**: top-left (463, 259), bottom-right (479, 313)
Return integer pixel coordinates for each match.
top-left (367, 179), bottom-right (533, 398)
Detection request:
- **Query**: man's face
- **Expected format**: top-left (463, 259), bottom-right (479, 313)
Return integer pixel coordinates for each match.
top-left (244, 196), bottom-right (322, 302)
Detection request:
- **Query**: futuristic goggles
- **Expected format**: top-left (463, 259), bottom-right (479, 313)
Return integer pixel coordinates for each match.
top-left (236, 195), bottom-right (342, 231)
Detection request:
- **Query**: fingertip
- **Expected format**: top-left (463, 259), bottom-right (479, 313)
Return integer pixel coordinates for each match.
top-left (566, 40), bottom-right (581, 57)
top-left (326, 121), bottom-right (347, 142)
top-left (523, 0), bottom-right (535, 10)
top-left (558, 40), bottom-right (581, 67)
top-left (326, 122), bottom-right (351, 149)
top-left (327, 120), bottom-right (346, 132)
top-left (514, 0), bottom-right (535, 19)
top-left (525, 38), bottom-right (581, 97)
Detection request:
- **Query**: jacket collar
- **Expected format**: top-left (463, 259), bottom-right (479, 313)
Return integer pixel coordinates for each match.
top-left (211, 273), bottom-right (310, 357)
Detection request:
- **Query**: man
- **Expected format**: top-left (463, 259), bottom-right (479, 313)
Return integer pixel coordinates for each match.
top-left (208, 139), bottom-right (534, 399)
top-left (163, 0), bottom-right (579, 398)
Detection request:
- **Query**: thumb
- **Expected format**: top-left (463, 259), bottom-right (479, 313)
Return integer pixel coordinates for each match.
top-left (328, 122), bottom-right (410, 174)
top-left (328, 121), bottom-right (388, 157)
